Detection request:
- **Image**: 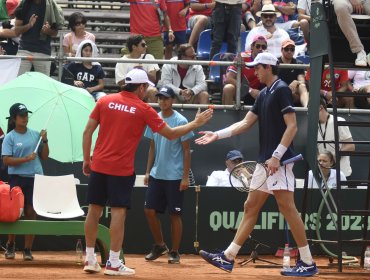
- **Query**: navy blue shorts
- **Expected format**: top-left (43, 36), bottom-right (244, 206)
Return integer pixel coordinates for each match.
top-left (144, 176), bottom-right (184, 215)
top-left (163, 30), bottom-right (187, 46)
top-left (9, 175), bottom-right (34, 206)
top-left (87, 171), bottom-right (135, 208)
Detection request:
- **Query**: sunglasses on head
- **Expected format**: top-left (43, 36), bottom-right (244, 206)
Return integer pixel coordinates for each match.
top-left (261, 14), bottom-right (275, 19)
top-left (283, 47), bottom-right (295, 52)
top-left (255, 44), bottom-right (267, 50)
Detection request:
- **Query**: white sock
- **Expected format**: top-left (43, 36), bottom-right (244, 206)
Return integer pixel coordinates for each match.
top-left (85, 247), bottom-right (95, 263)
top-left (299, 245), bottom-right (313, 265)
top-left (224, 242), bottom-right (241, 260)
top-left (109, 250), bottom-right (121, 267)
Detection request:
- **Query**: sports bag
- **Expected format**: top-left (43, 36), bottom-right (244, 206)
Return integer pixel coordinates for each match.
top-left (0, 181), bottom-right (24, 222)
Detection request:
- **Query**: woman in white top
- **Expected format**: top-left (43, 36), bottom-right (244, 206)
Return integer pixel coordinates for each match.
top-left (307, 150), bottom-right (346, 189)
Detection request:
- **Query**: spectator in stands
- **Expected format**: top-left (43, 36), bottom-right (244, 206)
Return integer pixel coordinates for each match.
top-left (0, 0), bottom-right (21, 55)
top-left (245, 3), bottom-right (290, 57)
top-left (332, 0), bottom-right (370, 67)
top-left (307, 150), bottom-right (347, 189)
top-left (297, 0), bottom-right (313, 22)
top-left (206, 150), bottom-right (244, 186)
top-left (164, 0), bottom-right (189, 59)
top-left (128, 0), bottom-right (174, 59)
top-left (317, 96), bottom-right (355, 178)
top-left (14, 0), bottom-right (64, 76)
top-left (306, 68), bottom-right (352, 108)
top-left (187, 0), bottom-right (215, 49)
top-left (63, 12), bottom-right (95, 57)
top-left (271, 0), bottom-right (309, 43)
top-left (159, 44), bottom-right (209, 104)
top-left (210, 0), bottom-right (242, 60)
top-left (348, 70), bottom-right (370, 109)
top-left (223, 35), bottom-right (267, 105)
top-left (115, 34), bottom-right (159, 103)
top-left (278, 39), bottom-right (309, 107)
top-left (242, 0), bottom-right (256, 30)
top-left (66, 39), bottom-right (106, 101)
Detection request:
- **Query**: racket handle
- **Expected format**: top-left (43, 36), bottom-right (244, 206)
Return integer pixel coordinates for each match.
top-left (281, 154), bottom-right (303, 165)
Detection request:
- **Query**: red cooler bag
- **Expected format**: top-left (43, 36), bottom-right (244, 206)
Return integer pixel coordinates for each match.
top-left (0, 181), bottom-right (24, 222)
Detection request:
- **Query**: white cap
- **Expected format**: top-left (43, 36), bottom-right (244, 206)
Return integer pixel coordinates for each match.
top-left (245, 52), bottom-right (278, 67)
top-left (125, 68), bottom-right (154, 86)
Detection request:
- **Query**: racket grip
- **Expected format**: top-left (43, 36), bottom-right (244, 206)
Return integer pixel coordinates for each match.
top-left (281, 154), bottom-right (303, 165)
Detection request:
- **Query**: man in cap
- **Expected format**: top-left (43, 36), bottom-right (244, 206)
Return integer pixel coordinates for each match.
top-left (82, 69), bottom-right (213, 275)
top-left (223, 34), bottom-right (267, 105)
top-left (245, 3), bottom-right (289, 57)
top-left (196, 52), bottom-right (318, 277)
top-left (143, 86), bottom-right (193, 264)
top-left (206, 150), bottom-right (244, 186)
top-left (279, 39), bottom-right (309, 107)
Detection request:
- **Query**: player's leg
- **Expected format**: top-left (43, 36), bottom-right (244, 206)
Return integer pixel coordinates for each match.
top-left (144, 176), bottom-right (168, 261)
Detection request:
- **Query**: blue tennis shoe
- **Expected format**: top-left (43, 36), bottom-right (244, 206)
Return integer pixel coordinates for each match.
top-left (199, 250), bottom-right (234, 272)
top-left (281, 259), bottom-right (318, 277)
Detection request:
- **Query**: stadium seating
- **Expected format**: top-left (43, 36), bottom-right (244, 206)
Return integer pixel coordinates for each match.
top-left (196, 29), bottom-right (227, 60)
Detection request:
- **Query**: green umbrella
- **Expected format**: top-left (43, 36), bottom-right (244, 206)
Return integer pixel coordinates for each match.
top-left (0, 72), bottom-right (97, 163)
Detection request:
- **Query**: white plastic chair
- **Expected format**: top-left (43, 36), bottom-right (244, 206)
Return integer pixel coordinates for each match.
top-left (33, 174), bottom-right (84, 219)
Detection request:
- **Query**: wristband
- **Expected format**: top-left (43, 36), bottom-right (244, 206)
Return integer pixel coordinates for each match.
top-left (215, 127), bottom-right (232, 139)
top-left (272, 144), bottom-right (287, 160)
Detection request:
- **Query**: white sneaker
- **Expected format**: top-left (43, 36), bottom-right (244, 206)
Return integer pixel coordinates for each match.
top-left (355, 50), bottom-right (367, 67)
top-left (104, 260), bottom-right (135, 276)
top-left (83, 260), bottom-right (101, 273)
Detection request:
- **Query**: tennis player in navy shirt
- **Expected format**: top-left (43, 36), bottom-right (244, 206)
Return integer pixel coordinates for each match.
top-left (195, 52), bottom-right (318, 277)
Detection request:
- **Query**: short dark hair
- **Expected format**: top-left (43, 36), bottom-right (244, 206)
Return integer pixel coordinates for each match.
top-left (320, 95), bottom-right (328, 110)
top-left (122, 83), bottom-right (144, 92)
top-left (177, 43), bottom-right (193, 60)
top-left (126, 35), bottom-right (144, 52)
top-left (68, 12), bottom-right (87, 32)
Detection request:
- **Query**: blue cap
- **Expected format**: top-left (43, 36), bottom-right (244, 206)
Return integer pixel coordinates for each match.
top-left (156, 86), bottom-right (175, 98)
top-left (226, 150), bottom-right (244, 161)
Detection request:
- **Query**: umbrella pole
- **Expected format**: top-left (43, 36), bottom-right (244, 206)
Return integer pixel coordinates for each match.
top-left (33, 100), bottom-right (59, 153)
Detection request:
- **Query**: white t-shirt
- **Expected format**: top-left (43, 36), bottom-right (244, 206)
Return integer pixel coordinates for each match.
top-left (206, 169), bottom-right (231, 187)
top-left (307, 169), bottom-right (346, 188)
top-left (245, 26), bottom-right (290, 58)
top-left (115, 53), bottom-right (160, 84)
top-left (317, 114), bottom-right (353, 177)
top-left (348, 70), bottom-right (370, 90)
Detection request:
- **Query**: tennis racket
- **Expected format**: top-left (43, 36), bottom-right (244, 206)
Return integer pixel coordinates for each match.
top-left (229, 154), bottom-right (304, 192)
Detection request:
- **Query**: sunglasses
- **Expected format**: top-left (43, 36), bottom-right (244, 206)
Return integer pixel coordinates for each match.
top-left (283, 47), bottom-right (295, 52)
top-left (255, 44), bottom-right (267, 50)
top-left (141, 42), bottom-right (147, 48)
top-left (261, 14), bottom-right (276, 19)
top-left (75, 21), bottom-right (86, 26)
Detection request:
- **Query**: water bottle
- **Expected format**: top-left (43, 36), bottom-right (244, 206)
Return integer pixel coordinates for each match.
top-left (364, 246), bottom-right (370, 270)
top-left (76, 239), bottom-right (83, 265)
top-left (282, 243), bottom-right (291, 270)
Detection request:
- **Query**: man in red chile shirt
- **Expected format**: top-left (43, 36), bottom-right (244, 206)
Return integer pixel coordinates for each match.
top-left (82, 69), bottom-right (213, 276)
top-left (223, 35), bottom-right (267, 105)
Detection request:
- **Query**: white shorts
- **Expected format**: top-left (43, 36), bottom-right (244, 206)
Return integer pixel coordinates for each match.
top-left (250, 163), bottom-right (295, 194)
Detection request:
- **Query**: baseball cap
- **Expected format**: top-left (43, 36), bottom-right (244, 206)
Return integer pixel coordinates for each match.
top-left (256, 3), bottom-right (282, 17)
top-left (124, 68), bottom-right (154, 86)
top-left (7, 103), bottom-right (32, 119)
top-left (226, 150), bottom-right (244, 161)
top-left (245, 52), bottom-right (278, 67)
top-left (6, 0), bottom-right (20, 17)
top-left (251, 35), bottom-right (267, 45)
top-left (156, 86), bottom-right (175, 98)
top-left (281, 39), bottom-right (295, 48)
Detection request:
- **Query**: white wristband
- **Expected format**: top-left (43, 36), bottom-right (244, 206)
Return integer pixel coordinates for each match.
top-left (272, 144), bottom-right (287, 160)
top-left (215, 127), bottom-right (232, 139)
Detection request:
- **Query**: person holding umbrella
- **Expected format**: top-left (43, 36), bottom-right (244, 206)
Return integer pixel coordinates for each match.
top-left (1, 103), bottom-right (49, 261)
top-left (82, 68), bottom-right (213, 276)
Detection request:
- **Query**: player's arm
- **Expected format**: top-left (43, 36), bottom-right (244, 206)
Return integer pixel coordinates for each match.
top-left (180, 140), bottom-right (191, 191)
top-left (195, 110), bottom-right (258, 145)
top-left (158, 108), bottom-right (213, 140)
top-left (82, 118), bottom-right (99, 175)
top-left (144, 139), bottom-right (155, 186)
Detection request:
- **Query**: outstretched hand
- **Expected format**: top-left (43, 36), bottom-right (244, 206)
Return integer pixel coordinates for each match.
top-left (193, 107), bottom-right (213, 127)
top-left (195, 131), bottom-right (218, 145)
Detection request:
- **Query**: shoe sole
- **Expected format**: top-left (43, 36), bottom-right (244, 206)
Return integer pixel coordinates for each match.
top-left (168, 260), bottom-right (180, 264)
top-left (145, 249), bottom-right (169, 261)
top-left (199, 252), bottom-right (232, 273)
top-left (104, 269), bottom-right (135, 276)
top-left (280, 269), bottom-right (319, 277)
top-left (83, 267), bottom-right (101, 273)
top-left (5, 255), bottom-right (15, 259)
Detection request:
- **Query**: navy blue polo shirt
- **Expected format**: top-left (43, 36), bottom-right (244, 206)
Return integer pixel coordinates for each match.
top-left (251, 78), bottom-right (296, 163)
